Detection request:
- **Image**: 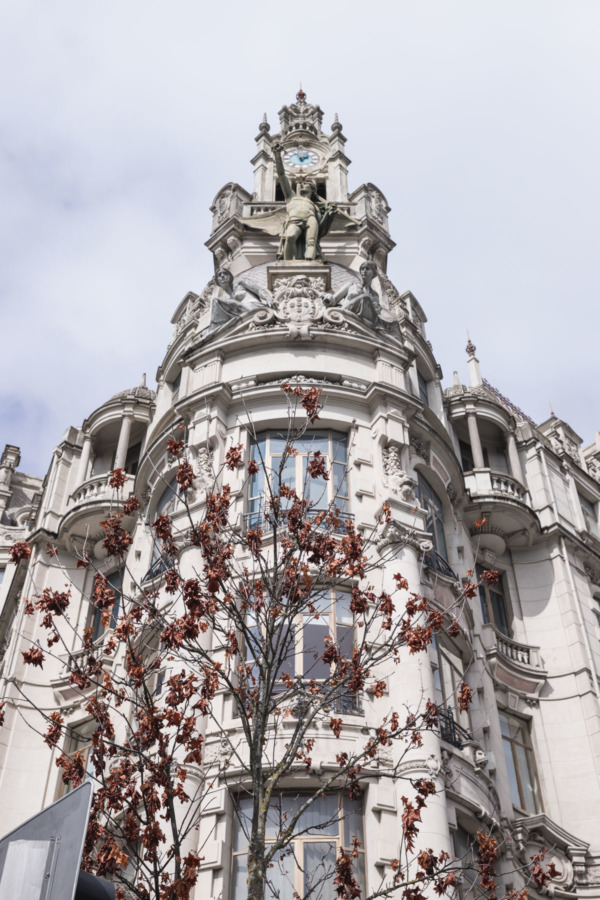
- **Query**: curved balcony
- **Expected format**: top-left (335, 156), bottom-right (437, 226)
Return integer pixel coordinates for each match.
top-left (482, 624), bottom-right (547, 695)
top-left (61, 473), bottom-right (136, 543)
top-left (463, 469), bottom-right (539, 547)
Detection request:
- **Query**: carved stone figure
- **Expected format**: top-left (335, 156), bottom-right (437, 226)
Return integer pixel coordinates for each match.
top-left (207, 268), bottom-right (275, 333)
top-left (323, 262), bottom-right (403, 340)
top-left (382, 445), bottom-right (416, 501)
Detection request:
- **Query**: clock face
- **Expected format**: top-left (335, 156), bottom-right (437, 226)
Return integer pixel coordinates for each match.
top-left (283, 147), bottom-right (320, 169)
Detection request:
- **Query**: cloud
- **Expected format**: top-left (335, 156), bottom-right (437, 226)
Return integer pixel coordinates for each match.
top-left (1, 0), bottom-right (599, 473)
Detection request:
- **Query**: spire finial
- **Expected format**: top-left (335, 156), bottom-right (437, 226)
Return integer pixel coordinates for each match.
top-left (549, 400), bottom-right (555, 418)
top-left (140, 373), bottom-right (147, 388)
top-left (466, 330), bottom-right (476, 358)
top-left (296, 83), bottom-right (306, 103)
top-left (332, 111), bottom-right (342, 132)
top-left (259, 112), bottom-right (270, 133)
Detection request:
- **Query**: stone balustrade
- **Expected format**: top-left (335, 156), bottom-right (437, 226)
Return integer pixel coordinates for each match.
top-left (69, 473), bottom-right (135, 508)
top-left (464, 469), bottom-right (529, 505)
top-left (495, 629), bottom-right (543, 669)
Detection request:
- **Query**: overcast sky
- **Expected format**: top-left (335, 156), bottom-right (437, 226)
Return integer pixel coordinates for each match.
top-left (1, 1), bottom-right (599, 476)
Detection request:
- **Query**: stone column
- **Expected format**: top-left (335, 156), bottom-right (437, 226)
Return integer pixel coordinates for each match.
top-left (466, 412), bottom-right (485, 469)
top-left (114, 414), bottom-right (133, 471)
top-left (77, 433), bottom-right (93, 485)
top-left (506, 431), bottom-right (524, 484)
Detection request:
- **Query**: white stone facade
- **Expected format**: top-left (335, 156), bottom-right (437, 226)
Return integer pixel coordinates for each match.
top-left (2, 91), bottom-right (600, 898)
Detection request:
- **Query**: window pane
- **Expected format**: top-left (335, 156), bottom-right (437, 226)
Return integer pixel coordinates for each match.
top-left (342, 797), bottom-right (364, 846)
top-left (490, 589), bottom-right (509, 636)
top-left (231, 855), bottom-right (248, 900)
top-left (331, 433), bottom-right (347, 463)
top-left (514, 743), bottom-right (539, 813)
top-left (302, 621), bottom-right (330, 679)
top-left (266, 849), bottom-right (295, 900)
top-left (303, 842), bottom-right (337, 900)
top-left (336, 591), bottom-right (353, 626)
top-left (296, 793), bottom-right (339, 835)
top-left (234, 796), bottom-right (253, 851)
top-left (502, 740), bottom-right (521, 808)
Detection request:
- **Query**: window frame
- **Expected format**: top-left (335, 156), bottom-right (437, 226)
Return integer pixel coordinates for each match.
top-left (416, 473), bottom-right (449, 563)
top-left (88, 567), bottom-right (123, 643)
top-left (431, 632), bottom-right (471, 734)
top-left (56, 719), bottom-right (96, 798)
top-left (248, 430), bottom-right (350, 526)
top-left (476, 564), bottom-right (511, 637)
top-left (499, 710), bottom-right (542, 814)
top-left (243, 586), bottom-right (358, 711)
top-left (579, 492), bottom-right (599, 539)
top-left (231, 792), bottom-right (366, 900)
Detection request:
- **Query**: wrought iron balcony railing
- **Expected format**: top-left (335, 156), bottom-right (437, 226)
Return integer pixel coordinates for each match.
top-left (142, 553), bottom-right (171, 584)
top-left (438, 707), bottom-right (473, 750)
top-left (423, 549), bottom-right (458, 580)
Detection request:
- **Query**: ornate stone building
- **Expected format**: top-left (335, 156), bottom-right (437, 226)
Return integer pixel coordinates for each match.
top-left (2, 90), bottom-right (600, 898)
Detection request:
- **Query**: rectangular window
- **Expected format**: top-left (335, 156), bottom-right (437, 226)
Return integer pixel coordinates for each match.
top-left (0, 567), bottom-right (4, 586)
top-left (232, 793), bottom-right (365, 900)
top-left (243, 588), bottom-right (357, 712)
top-left (248, 431), bottom-right (349, 528)
top-left (58, 720), bottom-right (96, 797)
top-left (477, 565), bottom-right (510, 636)
top-left (431, 633), bottom-right (471, 735)
top-left (417, 370), bottom-right (429, 405)
top-left (499, 711), bottom-right (542, 813)
top-left (579, 493), bottom-right (599, 539)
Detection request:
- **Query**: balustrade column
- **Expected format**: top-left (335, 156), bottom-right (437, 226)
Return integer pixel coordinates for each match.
top-left (506, 431), bottom-right (524, 484)
top-left (467, 411), bottom-right (485, 469)
top-left (114, 414), bottom-right (133, 471)
top-left (77, 433), bottom-right (92, 485)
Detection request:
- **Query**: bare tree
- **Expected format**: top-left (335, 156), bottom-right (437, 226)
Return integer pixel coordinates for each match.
top-left (1, 384), bottom-right (559, 900)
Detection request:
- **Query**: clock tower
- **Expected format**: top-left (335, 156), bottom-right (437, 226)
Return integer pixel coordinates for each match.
top-left (207, 89), bottom-right (396, 274)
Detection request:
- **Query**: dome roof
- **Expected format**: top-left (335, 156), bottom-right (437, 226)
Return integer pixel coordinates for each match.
top-left (110, 375), bottom-right (156, 403)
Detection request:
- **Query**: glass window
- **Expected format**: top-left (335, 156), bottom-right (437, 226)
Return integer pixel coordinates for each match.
top-left (58, 720), bottom-right (96, 796)
top-left (416, 474), bottom-right (448, 562)
top-left (124, 441), bottom-right (142, 477)
top-left (499, 711), bottom-right (542, 813)
top-left (417, 369), bottom-right (429, 405)
top-left (145, 477), bottom-right (181, 579)
top-left (0, 567), bottom-right (4, 586)
top-left (431, 633), bottom-right (470, 733)
top-left (232, 793), bottom-right (365, 900)
top-left (244, 588), bottom-right (356, 711)
top-left (170, 370), bottom-right (182, 402)
top-left (579, 493), bottom-right (599, 539)
top-left (452, 826), bottom-right (477, 900)
top-left (248, 431), bottom-right (349, 527)
top-left (477, 565), bottom-right (510, 637)
top-left (89, 569), bottom-right (123, 642)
